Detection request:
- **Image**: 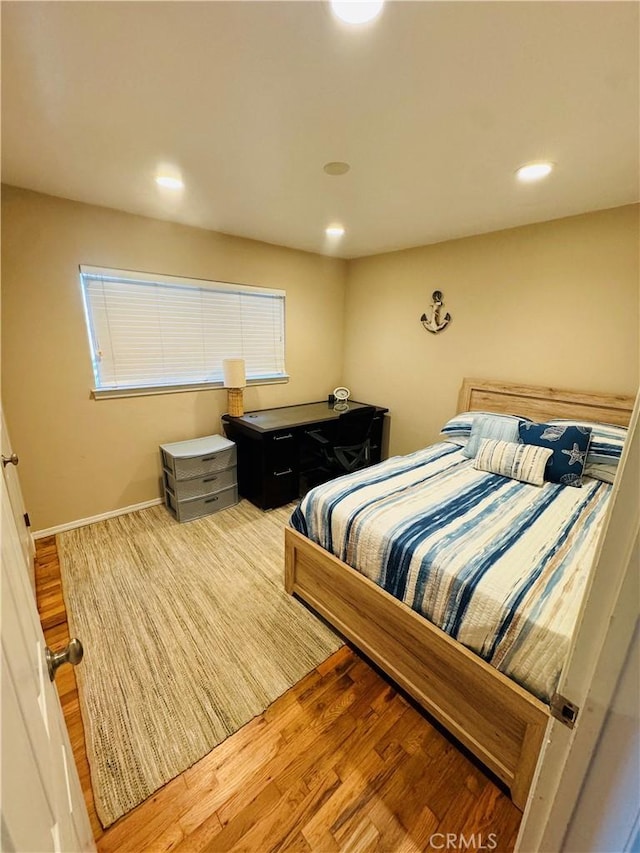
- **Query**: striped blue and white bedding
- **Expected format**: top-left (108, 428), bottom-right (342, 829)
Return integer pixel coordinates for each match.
top-left (290, 442), bottom-right (612, 703)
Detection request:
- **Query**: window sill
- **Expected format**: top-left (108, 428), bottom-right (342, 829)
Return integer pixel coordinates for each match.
top-left (90, 376), bottom-right (289, 400)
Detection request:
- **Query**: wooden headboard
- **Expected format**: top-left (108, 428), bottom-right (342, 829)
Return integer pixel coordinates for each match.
top-left (458, 378), bottom-right (635, 427)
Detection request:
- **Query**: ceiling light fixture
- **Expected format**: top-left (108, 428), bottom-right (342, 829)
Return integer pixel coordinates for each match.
top-left (323, 161), bottom-right (351, 176)
top-left (330, 1), bottom-right (384, 25)
top-left (325, 224), bottom-right (345, 237)
top-left (516, 162), bottom-right (554, 183)
top-left (155, 175), bottom-right (184, 189)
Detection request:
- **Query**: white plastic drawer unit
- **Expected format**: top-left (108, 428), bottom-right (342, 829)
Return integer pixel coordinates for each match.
top-left (160, 434), bottom-right (237, 479)
top-left (159, 434), bottom-right (238, 522)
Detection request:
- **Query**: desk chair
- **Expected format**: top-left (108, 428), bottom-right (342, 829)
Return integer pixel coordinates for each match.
top-left (306, 406), bottom-right (377, 476)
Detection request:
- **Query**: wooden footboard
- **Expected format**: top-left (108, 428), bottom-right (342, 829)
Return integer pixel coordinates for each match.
top-left (285, 526), bottom-right (549, 810)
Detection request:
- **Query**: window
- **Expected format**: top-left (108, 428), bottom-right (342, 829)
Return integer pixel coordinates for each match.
top-left (80, 266), bottom-right (287, 398)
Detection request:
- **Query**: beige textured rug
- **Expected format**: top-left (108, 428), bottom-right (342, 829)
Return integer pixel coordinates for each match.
top-left (57, 500), bottom-right (340, 828)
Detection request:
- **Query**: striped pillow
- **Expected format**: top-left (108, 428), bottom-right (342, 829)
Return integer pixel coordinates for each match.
top-left (440, 411), bottom-right (480, 445)
top-left (474, 438), bottom-right (553, 486)
top-left (462, 414), bottom-right (521, 459)
top-left (583, 462), bottom-right (617, 484)
top-left (548, 419), bottom-right (627, 466)
top-left (441, 411), bottom-right (531, 447)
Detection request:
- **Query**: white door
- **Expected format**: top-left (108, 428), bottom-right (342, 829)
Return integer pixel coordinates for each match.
top-left (516, 392), bottom-right (639, 852)
top-left (1, 461), bottom-right (95, 851)
top-left (2, 411), bottom-right (36, 594)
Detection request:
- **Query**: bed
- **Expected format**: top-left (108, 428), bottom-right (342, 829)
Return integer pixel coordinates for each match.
top-left (284, 379), bottom-right (634, 809)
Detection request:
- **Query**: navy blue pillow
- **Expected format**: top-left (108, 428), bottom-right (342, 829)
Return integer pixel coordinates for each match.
top-left (518, 421), bottom-right (592, 487)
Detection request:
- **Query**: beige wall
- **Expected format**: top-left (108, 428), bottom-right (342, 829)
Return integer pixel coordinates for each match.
top-left (343, 205), bottom-right (639, 456)
top-left (1, 186), bottom-right (347, 529)
top-left (3, 189), bottom-right (638, 530)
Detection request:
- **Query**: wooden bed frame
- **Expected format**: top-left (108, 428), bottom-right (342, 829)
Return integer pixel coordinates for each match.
top-left (285, 378), bottom-right (634, 809)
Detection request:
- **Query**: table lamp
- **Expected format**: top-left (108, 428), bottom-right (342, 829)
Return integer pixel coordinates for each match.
top-left (222, 358), bottom-right (246, 417)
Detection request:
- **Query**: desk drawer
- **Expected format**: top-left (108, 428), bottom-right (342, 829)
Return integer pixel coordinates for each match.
top-left (264, 467), bottom-right (298, 510)
top-left (165, 485), bottom-right (238, 522)
top-left (164, 466), bottom-right (237, 500)
top-left (264, 430), bottom-right (298, 468)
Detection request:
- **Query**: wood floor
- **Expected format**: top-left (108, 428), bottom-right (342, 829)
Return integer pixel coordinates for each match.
top-left (36, 535), bottom-right (521, 853)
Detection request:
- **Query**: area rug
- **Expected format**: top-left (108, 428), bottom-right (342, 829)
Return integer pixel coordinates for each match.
top-left (57, 500), bottom-right (341, 827)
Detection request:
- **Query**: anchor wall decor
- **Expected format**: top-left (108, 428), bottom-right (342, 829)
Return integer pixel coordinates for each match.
top-left (421, 290), bottom-right (452, 334)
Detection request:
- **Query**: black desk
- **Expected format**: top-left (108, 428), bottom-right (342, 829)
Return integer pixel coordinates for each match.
top-left (222, 401), bottom-right (388, 510)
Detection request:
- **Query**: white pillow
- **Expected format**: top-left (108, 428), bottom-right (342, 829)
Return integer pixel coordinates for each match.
top-left (474, 438), bottom-right (553, 486)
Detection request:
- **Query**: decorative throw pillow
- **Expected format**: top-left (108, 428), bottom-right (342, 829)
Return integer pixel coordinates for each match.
top-left (547, 419), bottom-right (627, 467)
top-left (474, 439), bottom-right (552, 486)
top-left (462, 414), bottom-right (521, 459)
top-left (519, 421), bottom-right (592, 487)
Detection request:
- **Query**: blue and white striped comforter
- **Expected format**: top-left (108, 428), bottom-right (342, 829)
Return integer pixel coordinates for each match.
top-left (290, 442), bottom-right (612, 703)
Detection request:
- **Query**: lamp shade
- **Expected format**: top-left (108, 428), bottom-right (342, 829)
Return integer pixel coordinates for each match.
top-left (222, 358), bottom-right (246, 388)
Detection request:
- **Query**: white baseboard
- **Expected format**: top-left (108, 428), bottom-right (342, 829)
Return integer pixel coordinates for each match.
top-left (33, 498), bottom-right (164, 539)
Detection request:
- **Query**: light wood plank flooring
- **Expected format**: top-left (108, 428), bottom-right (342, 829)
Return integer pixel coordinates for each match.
top-left (36, 535), bottom-right (521, 852)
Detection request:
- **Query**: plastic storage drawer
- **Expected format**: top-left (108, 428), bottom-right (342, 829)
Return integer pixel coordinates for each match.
top-left (163, 466), bottom-right (237, 500)
top-left (165, 485), bottom-right (239, 522)
top-left (160, 435), bottom-right (236, 480)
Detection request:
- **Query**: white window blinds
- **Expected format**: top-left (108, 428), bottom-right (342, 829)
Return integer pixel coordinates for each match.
top-left (80, 266), bottom-right (287, 396)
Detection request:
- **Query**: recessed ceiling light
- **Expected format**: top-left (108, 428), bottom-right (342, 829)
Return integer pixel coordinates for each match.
top-left (323, 161), bottom-right (351, 176)
top-left (325, 224), bottom-right (345, 237)
top-left (155, 175), bottom-right (184, 189)
top-left (330, 1), bottom-right (384, 25)
top-left (516, 162), bottom-right (554, 183)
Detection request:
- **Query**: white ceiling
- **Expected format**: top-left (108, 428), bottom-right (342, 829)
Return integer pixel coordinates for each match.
top-left (2, 1), bottom-right (638, 259)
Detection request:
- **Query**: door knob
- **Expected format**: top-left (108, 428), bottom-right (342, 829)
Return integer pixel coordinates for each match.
top-left (2, 453), bottom-right (19, 468)
top-left (46, 638), bottom-right (84, 682)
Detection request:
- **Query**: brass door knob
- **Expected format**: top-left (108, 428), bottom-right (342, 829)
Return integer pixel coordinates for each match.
top-left (2, 453), bottom-right (19, 468)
